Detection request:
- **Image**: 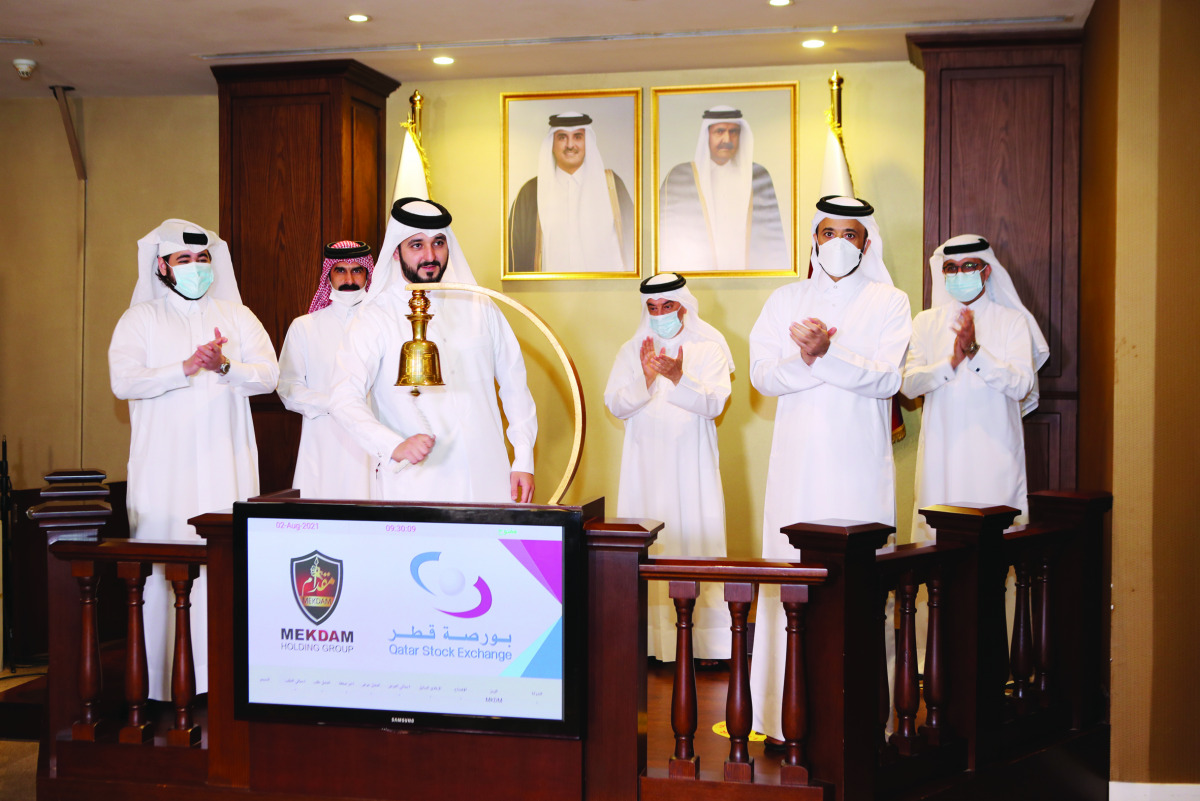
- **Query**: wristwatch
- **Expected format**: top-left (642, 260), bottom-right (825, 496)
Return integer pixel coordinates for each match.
top-left (217, 357), bottom-right (231, 376)
top-left (964, 341), bottom-right (980, 358)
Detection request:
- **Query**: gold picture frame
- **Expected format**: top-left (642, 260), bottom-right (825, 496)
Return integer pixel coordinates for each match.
top-left (652, 82), bottom-right (798, 278)
top-left (501, 88), bottom-right (642, 281)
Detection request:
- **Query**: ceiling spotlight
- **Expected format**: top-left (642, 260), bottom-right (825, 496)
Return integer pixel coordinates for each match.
top-left (768, 0), bottom-right (792, 5)
top-left (13, 58), bottom-right (36, 79)
top-left (802, 39), bottom-right (825, 48)
top-left (347, 14), bottom-right (370, 22)
top-left (432, 56), bottom-right (455, 65)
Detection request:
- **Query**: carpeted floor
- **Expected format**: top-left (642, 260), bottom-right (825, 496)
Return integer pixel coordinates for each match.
top-left (0, 740), bottom-right (37, 801)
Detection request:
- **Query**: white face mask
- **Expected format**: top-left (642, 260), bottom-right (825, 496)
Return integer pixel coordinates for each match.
top-left (648, 310), bottom-right (683, 339)
top-left (328, 286), bottom-right (365, 306)
top-left (815, 236), bottom-right (864, 278)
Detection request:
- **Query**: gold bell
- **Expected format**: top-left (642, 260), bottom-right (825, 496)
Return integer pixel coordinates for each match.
top-left (396, 288), bottom-right (444, 395)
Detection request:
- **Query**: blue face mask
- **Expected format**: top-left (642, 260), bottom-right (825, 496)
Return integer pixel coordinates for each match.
top-left (168, 261), bottom-right (215, 300)
top-left (944, 271), bottom-right (984, 303)
top-left (649, 310), bottom-right (683, 339)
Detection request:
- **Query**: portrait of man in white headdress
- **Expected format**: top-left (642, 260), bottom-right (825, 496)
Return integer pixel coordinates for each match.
top-left (658, 102), bottom-right (791, 273)
top-left (503, 92), bottom-right (640, 277)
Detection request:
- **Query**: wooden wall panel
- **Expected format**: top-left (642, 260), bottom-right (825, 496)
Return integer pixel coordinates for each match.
top-left (910, 34), bottom-right (1081, 492)
top-left (214, 61), bottom-right (399, 494)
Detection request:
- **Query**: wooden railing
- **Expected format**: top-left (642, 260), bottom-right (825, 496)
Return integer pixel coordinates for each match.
top-left (34, 488), bottom-right (1109, 801)
top-left (641, 491), bottom-right (1111, 801)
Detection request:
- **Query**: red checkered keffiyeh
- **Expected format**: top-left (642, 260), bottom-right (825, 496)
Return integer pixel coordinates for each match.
top-left (307, 240), bottom-right (375, 313)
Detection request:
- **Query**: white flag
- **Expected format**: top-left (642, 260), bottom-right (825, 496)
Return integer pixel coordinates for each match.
top-left (393, 124), bottom-right (431, 202)
top-left (820, 126), bottom-right (854, 198)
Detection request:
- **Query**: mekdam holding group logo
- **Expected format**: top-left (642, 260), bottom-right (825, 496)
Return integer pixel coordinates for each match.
top-left (291, 551), bottom-right (343, 625)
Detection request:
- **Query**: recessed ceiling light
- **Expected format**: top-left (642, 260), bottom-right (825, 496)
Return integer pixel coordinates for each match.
top-left (802, 39), bottom-right (825, 48)
top-left (347, 14), bottom-right (370, 22)
top-left (768, 0), bottom-right (792, 6)
top-left (432, 56), bottom-right (455, 65)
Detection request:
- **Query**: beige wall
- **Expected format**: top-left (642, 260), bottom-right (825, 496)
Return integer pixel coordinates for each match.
top-left (0, 96), bottom-right (217, 490)
top-left (0, 100), bottom-right (84, 490)
top-left (389, 61), bottom-right (926, 556)
top-left (1150, 0), bottom-right (1200, 780)
top-left (1085, 0), bottom-right (1200, 783)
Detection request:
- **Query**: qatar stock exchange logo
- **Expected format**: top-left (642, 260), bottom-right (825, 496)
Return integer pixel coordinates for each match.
top-left (291, 551), bottom-right (343, 625)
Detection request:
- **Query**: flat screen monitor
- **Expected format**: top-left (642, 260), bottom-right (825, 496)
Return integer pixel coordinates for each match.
top-left (232, 500), bottom-right (585, 738)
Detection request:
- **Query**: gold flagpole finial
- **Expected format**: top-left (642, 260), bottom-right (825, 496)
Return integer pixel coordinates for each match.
top-left (828, 70), bottom-right (844, 130)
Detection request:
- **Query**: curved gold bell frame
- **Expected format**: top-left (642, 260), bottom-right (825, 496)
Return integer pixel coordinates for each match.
top-left (394, 283), bottom-right (585, 506)
top-left (396, 289), bottom-right (443, 395)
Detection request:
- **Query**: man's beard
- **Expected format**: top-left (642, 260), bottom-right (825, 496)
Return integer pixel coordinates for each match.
top-left (401, 259), bottom-right (445, 284)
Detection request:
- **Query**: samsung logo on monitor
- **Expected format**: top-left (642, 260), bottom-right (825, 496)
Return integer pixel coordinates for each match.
top-left (391, 716), bottom-right (415, 724)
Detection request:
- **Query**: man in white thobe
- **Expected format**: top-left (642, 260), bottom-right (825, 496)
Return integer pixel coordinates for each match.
top-left (902, 235), bottom-right (1049, 541)
top-left (747, 196), bottom-right (912, 742)
top-left (332, 198), bottom-right (537, 503)
top-left (108, 219), bottom-right (279, 700)
top-left (277, 240), bottom-right (376, 499)
top-left (508, 111), bottom-right (635, 273)
top-left (659, 106), bottom-right (788, 272)
top-left (604, 273), bottom-right (734, 661)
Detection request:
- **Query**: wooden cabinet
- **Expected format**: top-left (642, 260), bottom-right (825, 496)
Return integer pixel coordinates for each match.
top-left (908, 34), bottom-right (1081, 491)
top-left (213, 60), bottom-right (400, 493)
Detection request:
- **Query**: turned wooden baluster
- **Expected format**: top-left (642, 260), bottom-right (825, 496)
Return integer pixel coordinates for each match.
top-left (878, 587), bottom-right (891, 750)
top-left (71, 561), bottom-right (103, 741)
top-left (166, 563), bottom-right (201, 747)
top-left (779, 584), bottom-right (811, 786)
top-left (668, 580), bottom-right (699, 778)
top-left (1033, 554), bottom-right (1053, 709)
top-left (1010, 558), bottom-right (1033, 713)
top-left (920, 571), bottom-right (947, 745)
top-left (723, 582), bottom-right (754, 782)
top-left (118, 561), bottom-right (153, 744)
top-left (890, 570), bottom-right (922, 755)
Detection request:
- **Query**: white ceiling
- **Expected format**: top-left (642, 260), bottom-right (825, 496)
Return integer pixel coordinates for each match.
top-left (1, 0), bottom-right (1094, 98)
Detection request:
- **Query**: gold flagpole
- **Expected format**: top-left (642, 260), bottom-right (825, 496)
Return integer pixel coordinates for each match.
top-left (828, 70), bottom-right (844, 144)
top-left (409, 90), bottom-right (423, 138)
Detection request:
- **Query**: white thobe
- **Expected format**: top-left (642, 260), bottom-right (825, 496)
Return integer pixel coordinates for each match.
top-left (745, 270), bottom-right (912, 740)
top-left (277, 302), bottom-right (373, 499)
top-left (902, 297), bottom-right (1036, 541)
top-left (109, 291), bottom-right (279, 699)
top-left (331, 289), bottom-right (536, 503)
top-left (604, 330), bottom-right (732, 661)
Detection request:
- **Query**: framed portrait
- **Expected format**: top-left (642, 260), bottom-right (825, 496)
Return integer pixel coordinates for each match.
top-left (652, 82), bottom-right (798, 277)
top-left (501, 89), bottom-right (641, 280)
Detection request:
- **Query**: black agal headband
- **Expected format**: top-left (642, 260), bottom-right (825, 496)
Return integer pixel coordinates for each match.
top-left (391, 198), bottom-right (453, 229)
top-left (323, 241), bottom-right (371, 259)
top-left (548, 113), bottom-right (592, 127)
top-left (703, 108), bottom-right (743, 120)
top-left (942, 237), bottom-right (990, 256)
top-left (816, 195), bottom-right (875, 217)
top-left (640, 273), bottom-right (686, 294)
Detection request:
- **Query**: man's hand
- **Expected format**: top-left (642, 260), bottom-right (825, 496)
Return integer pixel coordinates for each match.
top-left (391, 434), bottom-right (435, 465)
top-left (789, 318), bottom-right (838, 366)
top-left (184, 327), bottom-right (229, 376)
top-left (639, 337), bottom-right (657, 388)
top-left (647, 346), bottom-right (684, 386)
top-left (510, 471), bottom-right (535, 503)
top-left (950, 309), bottom-right (975, 369)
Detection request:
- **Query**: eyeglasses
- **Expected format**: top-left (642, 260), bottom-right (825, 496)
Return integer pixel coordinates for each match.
top-left (942, 260), bottom-right (986, 275)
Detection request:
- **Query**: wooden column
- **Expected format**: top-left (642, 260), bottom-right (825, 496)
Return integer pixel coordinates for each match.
top-left (192, 511), bottom-right (246, 786)
top-left (920, 503), bottom-right (1020, 769)
top-left (212, 60), bottom-right (400, 494)
top-left (783, 519), bottom-right (894, 801)
top-left (1027, 490), bottom-right (1111, 729)
top-left (584, 506), bottom-right (659, 801)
